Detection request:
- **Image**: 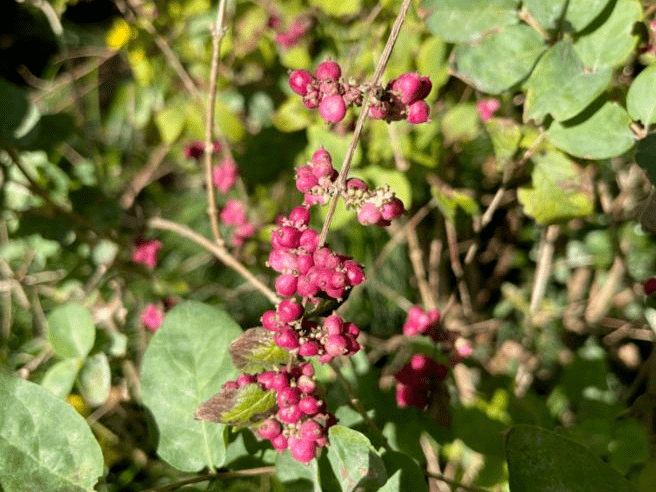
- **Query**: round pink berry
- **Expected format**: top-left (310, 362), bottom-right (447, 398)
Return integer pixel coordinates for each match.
top-left (315, 60), bottom-right (341, 80)
top-left (311, 147), bottom-right (332, 167)
top-left (392, 72), bottom-right (423, 105)
top-left (323, 314), bottom-right (343, 335)
top-left (357, 202), bottom-right (382, 226)
top-left (289, 206), bottom-right (311, 227)
top-left (344, 261), bottom-right (365, 285)
top-left (296, 275), bottom-right (320, 298)
top-left (277, 387), bottom-right (301, 408)
top-left (258, 418), bottom-right (282, 440)
top-left (289, 437), bottom-right (317, 463)
top-left (270, 373), bottom-right (290, 391)
top-left (289, 69), bottom-right (314, 96)
top-left (275, 226), bottom-right (302, 249)
top-left (271, 434), bottom-right (289, 451)
top-left (275, 274), bottom-right (298, 297)
top-left (274, 327), bottom-right (300, 350)
top-left (236, 374), bottom-right (256, 386)
top-left (299, 340), bottom-right (321, 357)
top-left (345, 177), bottom-right (368, 191)
top-left (297, 375), bottom-right (317, 394)
top-left (299, 229), bottom-right (320, 253)
top-left (406, 100), bottom-right (430, 124)
top-left (380, 197), bottom-right (405, 221)
top-left (417, 76), bottom-right (432, 100)
top-left (299, 419), bottom-right (324, 440)
top-left (325, 334), bottom-right (349, 357)
top-left (298, 396), bottom-right (321, 416)
top-left (278, 405), bottom-right (303, 424)
top-left (277, 299), bottom-right (304, 323)
top-left (319, 95), bottom-right (347, 123)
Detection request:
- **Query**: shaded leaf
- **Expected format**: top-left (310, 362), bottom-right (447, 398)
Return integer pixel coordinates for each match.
top-left (272, 97), bottom-right (313, 133)
top-left (379, 451), bottom-right (428, 492)
top-left (326, 425), bottom-right (387, 492)
top-left (524, 41), bottom-right (611, 124)
top-left (195, 383), bottom-right (276, 426)
top-left (0, 77), bottom-right (40, 147)
top-left (455, 24), bottom-right (545, 95)
top-left (441, 104), bottom-right (480, 144)
top-left (627, 65), bottom-right (656, 126)
top-left (485, 117), bottom-right (522, 169)
top-left (141, 301), bottom-right (242, 472)
top-left (518, 149), bottom-right (593, 225)
top-left (522, 0), bottom-right (612, 33)
top-left (506, 424), bottom-right (638, 492)
top-left (425, 0), bottom-right (520, 43)
top-left (547, 101), bottom-right (635, 159)
top-left (228, 327), bottom-right (289, 374)
top-left (46, 303), bottom-right (96, 360)
top-left (0, 373), bottom-right (104, 492)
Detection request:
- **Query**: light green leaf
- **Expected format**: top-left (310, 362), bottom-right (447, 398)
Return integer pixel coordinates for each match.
top-left (308, 0), bottom-right (362, 16)
top-left (485, 117), bottom-right (522, 169)
top-left (228, 328), bottom-right (289, 374)
top-left (547, 101), bottom-right (635, 159)
top-left (46, 303), bottom-right (96, 360)
top-left (425, 0), bottom-right (520, 43)
top-left (78, 353), bottom-right (111, 407)
top-left (441, 103), bottom-right (480, 144)
top-left (524, 41), bottom-right (611, 124)
top-left (455, 24), bottom-right (545, 94)
top-left (506, 424), bottom-right (638, 492)
top-left (41, 358), bottom-right (83, 399)
top-left (272, 97), bottom-right (313, 133)
top-left (326, 426), bottom-right (387, 492)
top-left (518, 148), bottom-right (593, 225)
top-left (432, 186), bottom-right (480, 222)
top-left (141, 301), bottom-right (242, 472)
top-left (416, 37), bottom-right (450, 97)
top-left (574, 0), bottom-right (642, 69)
top-left (196, 383), bottom-right (276, 426)
top-left (522, 0), bottom-right (612, 33)
top-left (0, 373), bottom-right (104, 492)
top-left (214, 99), bottom-right (246, 142)
top-left (627, 65), bottom-right (656, 125)
top-left (156, 103), bottom-right (186, 144)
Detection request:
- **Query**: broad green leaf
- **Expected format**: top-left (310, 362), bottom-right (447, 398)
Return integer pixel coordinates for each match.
top-left (638, 459), bottom-right (656, 492)
top-left (228, 328), bottom-right (289, 374)
top-left (547, 101), bottom-right (635, 159)
top-left (379, 451), bottom-right (428, 492)
top-left (522, 0), bottom-right (612, 33)
top-left (441, 103), bottom-right (480, 144)
top-left (608, 419), bottom-right (649, 474)
top-left (308, 0), bottom-right (362, 16)
top-left (485, 117), bottom-right (522, 169)
top-left (78, 353), bottom-right (111, 406)
top-left (518, 149), bottom-right (593, 225)
top-left (0, 373), bottom-right (104, 492)
top-left (276, 450), bottom-right (320, 491)
top-left (272, 97), bottom-right (314, 133)
top-left (0, 78), bottom-right (41, 147)
top-left (425, 0), bottom-right (520, 43)
top-left (46, 303), bottom-right (96, 360)
top-left (326, 426), bottom-right (387, 492)
top-left (41, 358), bottom-right (83, 399)
top-left (359, 166), bottom-right (412, 208)
top-left (524, 41), bottom-right (611, 124)
top-left (506, 425), bottom-right (638, 492)
top-left (432, 186), bottom-right (480, 222)
top-left (455, 24), bottom-right (545, 94)
top-left (416, 37), bottom-right (450, 96)
top-left (574, 0), bottom-right (642, 69)
top-left (636, 134), bottom-right (656, 185)
top-left (141, 301), bottom-right (242, 472)
top-left (155, 103), bottom-right (186, 144)
top-left (196, 383), bottom-right (276, 426)
top-left (627, 65), bottom-right (656, 125)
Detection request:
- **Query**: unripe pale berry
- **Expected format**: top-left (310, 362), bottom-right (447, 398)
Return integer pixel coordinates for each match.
top-left (289, 69), bottom-right (314, 96)
top-left (319, 95), bottom-right (347, 123)
top-left (406, 100), bottom-right (430, 124)
top-left (315, 60), bottom-right (341, 80)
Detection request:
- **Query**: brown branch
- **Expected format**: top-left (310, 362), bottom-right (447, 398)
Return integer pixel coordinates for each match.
top-left (141, 467), bottom-right (276, 492)
top-left (148, 217), bottom-right (279, 304)
top-left (445, 220), bottom-right (473, 317)
top-left (120, 143), bottom-right (170, 208)
top-left (529, 225), bottom-right (559, 314)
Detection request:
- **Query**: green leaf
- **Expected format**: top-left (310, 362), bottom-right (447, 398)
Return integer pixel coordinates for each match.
top-left (326, 425), bottom-right (387, 492)
top-left (272, 97), bottom-right (313, 133)
top-left (276, 450), bottom-right (320, 491)
top-left (441, 103), bottom-right (480, 144)
top-left (574, 0), bottom-right (642, 69)
top-left (307, 125), bottom-right (362, 171)
top-left (455, 24), bottom-right (545, 95)
top-left (506, 424), bottom-right (638, 492)
top-left (524, 41), bottom-right (611, 124)
top-left (156, 103), bottom-right (186, 144)
top-left (0, 373), bottom-right (104, 492)
top-left (78, 353), bottom-right (111, 407)
top-left (308, 0), bottom-right (362, 16)
top-left (228, 328), bottom-right (289, 374)
top-left (141, 301), bottom-right (242, 472)
top-left (214, 99), bottom-right (245, 143)
top-left (379, 451), bottom-right (429, 492)
top-left (0, 78), bottom-right (41, 147)
top-left (485, 117), bottom-right (522, 169)
top-left (636, 134), bottom-right (656, 185)
top-left (522, 0), bottom-right (612, 33)
top-left (518, 149), bottom-right (593, 225)
top-left (196, 383), bottom-right (276, 426)
top-left (41, 358), bottom-right (83, 399)
top-left (547, 101), bottom-right (635, 159)
top-left (425, 0), bottom-right (520, 43)
top-left (46, 303), bottom-right (96, 359)
top-left (416, 37), bottom-right (450, 96)
top-left (608, 419), bottom-right (649, 474)
top-left (627, 65), bottom-right (656, 126)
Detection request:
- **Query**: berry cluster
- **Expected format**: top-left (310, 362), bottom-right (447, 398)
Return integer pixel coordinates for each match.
top-left (141, 303), bottom-right (164, 332)
top-left (219, 199), bottom-right (256, 246)
top-left (289, 61), bottom-right (432, 125)
top-left (394, 353), bottom-right (448, 409)
top-left (132, 239), bottom-right (162, 269)
top-left (238, 362), bottom-right (336, 463)
top-left (295, 147), bottom-right (406, 226)
top-left (402, 306), bottom-right (441, 339)
top-left (212, 157), bottom-right (238, 194)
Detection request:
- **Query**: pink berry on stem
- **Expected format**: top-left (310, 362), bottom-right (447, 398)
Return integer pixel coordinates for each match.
top-left (298, 396), bottom-right (321, 415)
top-left (274, 327), bottom-right (300, 350)
top-left (275, 274), bottom-right (298, 297)
top-left (289, 437), bottom-right (317, 463)
top-left (406, 100), bottom-right (430, 124)
top-left (319, 95), bottom-right (347, 123)
top-left (392, 72), bottom-right (424, 105)
top-left (271, 434), bottom-right (289, 451)
top-left (289, 69), bottom-right (314, 96)
top-left (315, 60), bottom-right (341, 80)
top-left (258, 418), bottom-right (282, 440)
top-left (277, 299), bottom-right (304, 322)
top-left (357, 202), bottom-right (382, 225)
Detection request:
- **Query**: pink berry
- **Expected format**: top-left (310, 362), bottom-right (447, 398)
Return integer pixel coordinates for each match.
top-left (237, 374), bottom-right (256, 386)
top-left (299, 340), bottom-right (321, 357)
top-left (417, 76), bottom-right (432, 100)
top-left (406, 100), bottom-right (430, 124)
top-left (323, 314), bottom-right (343, 335)
top-left (357, 202), bottom-right (382, 226)
top-left (275, 226), bottom-right (302, 249)
top-left (315, 60), bottom-right (341, 80)
top-left (299, 419), bottom-right (323, 440)
top-left (343, 261), bottom-right (365, 285)
top-left (295, 168), bottom-right (319, 193)
top-left (289, 437), bottom-right (317, 463)
top-left (277, 387), bottom-right (300, 408)
top-left (289, 69), bottom-right (314, 96)
top-left (380, 198), bottom-right (405, 221)
top-left (296, 275), bottom-right (320, 298)
top-left (258, 418), bottom-right (282, 440)
top-left (261, 310), bottom-right (282, 331)
top-left (275, 274), bottom-right (298, 297)
top-left (289, 206), bottom-right (311, 227)
top-left (297, 375), bottom-right (317, 394)
top-left (297, 254), bottom-right (314, 274)
top-left (392, 72), bottom-right (424, 105)
top-left (274, 327), bottom-right (300, 350)
top-left (345, 322), bottom-right (360, 338)
top-left (257, 371), bottom-right (276, 389)
top-left (271, 434), bottom-right (289, 451)
top-left (345, 177), bottom-right (368, 191)
top-left (298, 396), bottom-right (321, 415)
top-left (270, 373), bottom-right (290, 391)
top-left (325, 334), bottom-right (349, 357)
top-left (278, 405), bottom-right (303, 424)
top-left (311, 147), bottom-right (332, 167)
top-left (369, 104), bottom-right (387, 120)
top-left (319, 95), bottom-right (347, 123)
top-left (299, 229), bottom-right (320, 253)
top-left (277, 299), bottom-right (304, 323)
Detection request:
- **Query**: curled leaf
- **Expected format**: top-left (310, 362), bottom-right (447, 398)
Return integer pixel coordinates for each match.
top-left (195, 383), bottom-right (276, 426)
top-left (229, 327), bottom-right (289, 373)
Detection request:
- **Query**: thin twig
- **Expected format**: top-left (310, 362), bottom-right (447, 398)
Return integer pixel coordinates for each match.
top-left (148, 217), bottom-right (279, 304)
top-left (529, 225), bottom-right (559, 314)
top-left (407, 228), bottom-right (436, 310)
top-left (319, 0), bottom-right (414, 246)
top-left (141, 466), bottom-right (276, 492)
top-left (424, 472), bottom-right (492, 492)
top-left (204, 0), bottom-right (230, 245)
top-left (444, 220), bottom-right (472, 317)
top-left (120, 143), bottom-right (170, 208)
